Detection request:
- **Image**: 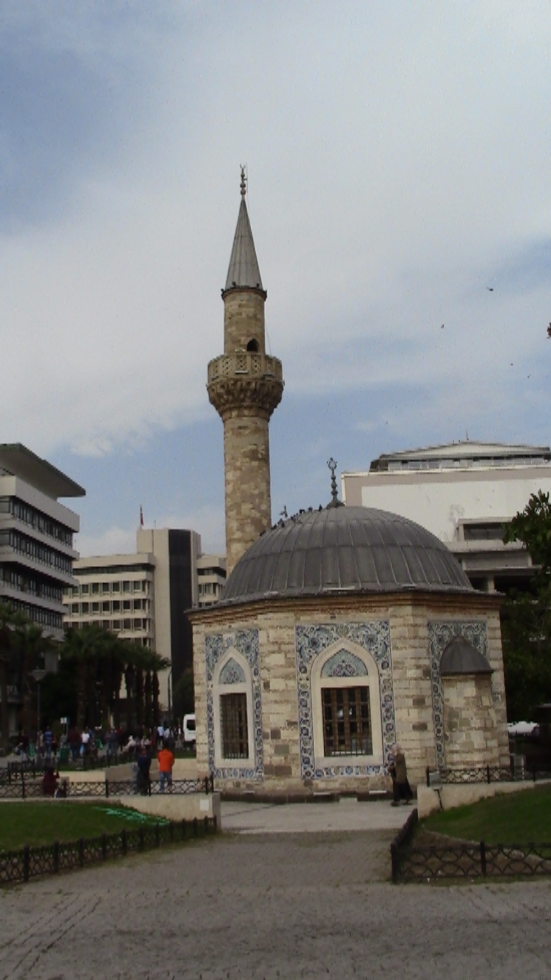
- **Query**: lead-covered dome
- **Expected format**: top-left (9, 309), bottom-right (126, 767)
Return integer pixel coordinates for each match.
top-left (222, 505), bottom-right (473, 604)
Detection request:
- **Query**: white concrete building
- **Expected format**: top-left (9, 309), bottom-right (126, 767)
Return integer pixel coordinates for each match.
top-left (64, 529), bottom-right (226, 710)
top-left (0, 443), bottom-right (83, 641)
top-left (342, 441), bottom-right (551, 592)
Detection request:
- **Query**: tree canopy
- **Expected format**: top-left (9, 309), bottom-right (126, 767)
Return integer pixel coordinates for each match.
top-left (502, 491), bottom-right (551, 722)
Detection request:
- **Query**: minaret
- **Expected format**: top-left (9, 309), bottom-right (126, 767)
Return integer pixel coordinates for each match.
top-left (207, 171), bottom-right (284, 575)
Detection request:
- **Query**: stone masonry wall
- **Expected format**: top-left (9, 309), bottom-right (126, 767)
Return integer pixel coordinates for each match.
top-left (442, 675), bottom-right (499, 767)
top-left (223, 413), bottom-right (272, 575)
top-left (192, 594), bottom-right (508, 796)
top-left (224, 290), bottom-right (266, 354)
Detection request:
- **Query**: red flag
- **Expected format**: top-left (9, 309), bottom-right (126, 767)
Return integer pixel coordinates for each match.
top-left (140, 506), bottom-right (144, 527)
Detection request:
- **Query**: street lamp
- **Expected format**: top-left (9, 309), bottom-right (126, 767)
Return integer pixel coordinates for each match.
top-left (31, 668), bottom-right (47, 741)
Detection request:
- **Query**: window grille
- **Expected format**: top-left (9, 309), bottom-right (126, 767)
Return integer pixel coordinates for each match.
top-left (220, 693), bottom-right (249, 759)
top-left (322, 686), bottom-right (372, 756)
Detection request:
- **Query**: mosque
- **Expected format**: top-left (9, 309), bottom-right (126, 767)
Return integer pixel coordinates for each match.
top-left (189, 173), bottom-right (510, 797)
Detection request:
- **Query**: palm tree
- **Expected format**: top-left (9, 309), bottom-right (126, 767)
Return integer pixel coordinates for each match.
top-left (14, 623), bottom-right (56, 737)
top-left (62, 625), bottom-right (106, 730)
top-left (0, 601), bottom-right (29, 747)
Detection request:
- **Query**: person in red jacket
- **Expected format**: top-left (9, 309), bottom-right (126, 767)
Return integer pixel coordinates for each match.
top-left (157, 743), bottom-right (175, 793)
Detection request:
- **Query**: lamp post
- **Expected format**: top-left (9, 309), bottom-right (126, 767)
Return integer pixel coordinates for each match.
top-left (31, 668), bottom-right (47, 743)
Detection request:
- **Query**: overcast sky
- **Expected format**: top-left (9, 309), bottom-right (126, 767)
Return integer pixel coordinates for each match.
top-left (2, 1), bottom-right (550, 557)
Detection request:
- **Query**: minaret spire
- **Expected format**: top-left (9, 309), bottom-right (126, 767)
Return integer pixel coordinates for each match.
top-left (207, 173), bottom-right (284, 575)
top-left (224, 170), bottom-right (264, 295)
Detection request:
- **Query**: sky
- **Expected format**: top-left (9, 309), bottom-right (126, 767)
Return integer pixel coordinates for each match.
top-left (1, 0), bottom-right (550, 558)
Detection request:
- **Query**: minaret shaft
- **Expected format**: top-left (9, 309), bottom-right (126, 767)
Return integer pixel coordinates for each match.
top-left (223, 413), bottom-right (273, 573)
top-left (207, 177), bottom-right (283, 576)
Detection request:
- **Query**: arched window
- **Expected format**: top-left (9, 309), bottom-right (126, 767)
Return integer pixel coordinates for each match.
top-left (246, 339), bottom-right (259, 352)
top-left (213, 650), bottom-right (254, 767)
top-left (311, 643), bottom-right (383, 763)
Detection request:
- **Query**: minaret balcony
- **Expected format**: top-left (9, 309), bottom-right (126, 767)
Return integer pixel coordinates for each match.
top-left (207, 352), bottom-right (283, 385)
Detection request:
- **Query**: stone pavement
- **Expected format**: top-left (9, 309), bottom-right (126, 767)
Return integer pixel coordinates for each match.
top-left (221, 797), bottom-right (409, 833)
top-left (1, 803), bottom-right (551, 980)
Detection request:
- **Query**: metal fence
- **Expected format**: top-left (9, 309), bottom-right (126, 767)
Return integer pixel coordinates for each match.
top-left (0, 816), bottom-right (217, 885)
top-left (0, 773), bottom-right (214, 799)
top-left (391, 809), bottom-right (551, 882)
top-left (426, 765), bottom-right (551, 786)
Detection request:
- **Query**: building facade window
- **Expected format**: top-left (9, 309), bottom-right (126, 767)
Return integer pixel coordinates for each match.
top-left (322, 686), bottom-right (372, 756)
top-left (310, 642), bottom-right (383, 766)
top-left (220, 693), bottom-right (249, 759)
top-left (213, 650), bottom-right (255, 770)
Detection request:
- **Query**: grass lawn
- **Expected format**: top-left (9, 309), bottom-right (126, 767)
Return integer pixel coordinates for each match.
top-left (0, 802), bottom-right (167, 852)
top-left (423, 784), bottom-right (551, 844)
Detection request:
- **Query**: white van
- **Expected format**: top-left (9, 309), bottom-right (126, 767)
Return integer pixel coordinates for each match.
top-left (183, 714), bottom-right (196, 747)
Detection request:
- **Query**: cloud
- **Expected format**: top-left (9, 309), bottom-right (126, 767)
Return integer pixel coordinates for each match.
top-left (77, 504), bottom-right (225, 558)
top-left (1, 0), bottom-right (550, 549)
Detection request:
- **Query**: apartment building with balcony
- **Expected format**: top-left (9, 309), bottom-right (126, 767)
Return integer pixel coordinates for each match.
top-left (0, 443), bottom-right (84, 641)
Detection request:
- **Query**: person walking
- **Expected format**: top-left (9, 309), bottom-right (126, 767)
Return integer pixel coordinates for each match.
top-left (157, 742), bottom-right (175, 793)
top-left (388, 744), bottom-right (413, 806)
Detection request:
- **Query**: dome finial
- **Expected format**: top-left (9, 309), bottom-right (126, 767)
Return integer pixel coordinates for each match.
top-left (327, 457), bottom-right (344, 508)
top-left (240, 165), bottom-right (247, 198)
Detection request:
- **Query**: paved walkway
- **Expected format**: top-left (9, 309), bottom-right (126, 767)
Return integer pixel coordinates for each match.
top-left (1, 803), bottom-right (551, 979)
top-left (222, 797), bottom-right (409, 833)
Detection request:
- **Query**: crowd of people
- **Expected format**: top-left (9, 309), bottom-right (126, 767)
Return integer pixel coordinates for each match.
top-left (13, 723), bottom-right (180, 798)
top-left (14, 723), bottom-right (182, 765)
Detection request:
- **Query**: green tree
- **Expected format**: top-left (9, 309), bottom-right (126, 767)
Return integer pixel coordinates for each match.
top-left (14, 623), bottom-right (57, 736)
top-left (173, 668), bottom-right (194, 721)
top-left (504, 490), bottom-right (551, 585)
top-left (0, 602), bottom-right (29, 747)
top-left (502, 491), bottom-right (551, 720)
top-left (60, 626), bottom-right (169, 731)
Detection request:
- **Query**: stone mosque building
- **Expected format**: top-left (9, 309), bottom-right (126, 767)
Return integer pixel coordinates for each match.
top-left (189, 174), bottom-right (510, 796)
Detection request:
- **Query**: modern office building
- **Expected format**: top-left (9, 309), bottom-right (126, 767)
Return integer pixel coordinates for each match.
top-left (197, 554), bottom-right (227, 608)
top-left (0, 443), bottom-right (84, 641)
top-left (342, 441), bottom-right (551, 592)
top-left (64, 529), bottom-right (226, 711)
top-left (0, 443), bottom-right (84, 736)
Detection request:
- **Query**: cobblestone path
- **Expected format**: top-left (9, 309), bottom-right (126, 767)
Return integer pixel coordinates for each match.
top-left (1, 831), bottom-right (551, 980)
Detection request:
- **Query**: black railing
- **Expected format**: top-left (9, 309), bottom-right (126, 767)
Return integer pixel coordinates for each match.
top-left (391, 809), bottom-right (551, 882)
top-left (7, 754), bottom-right (133, 776)
top-left (390, 808), bottom-right (418, 883)
top-left (0, 816), bottom-right (217, 885)
top-left (425, 764), bottom-right (551, 786)
top-left (0, 772), bottom-right (214, 800)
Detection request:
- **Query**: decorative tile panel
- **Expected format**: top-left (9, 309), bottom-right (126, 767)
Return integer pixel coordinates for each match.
top-left (321, 649), bottom-right (368, 678)
top-left (428, 620), bottom-right (488, 768)
top-left (219, 658), bottom-right (246, 685)
top-left (295, 622), bottom-right (395, 780)
top-left (205, 629), bottom-right (263, 781)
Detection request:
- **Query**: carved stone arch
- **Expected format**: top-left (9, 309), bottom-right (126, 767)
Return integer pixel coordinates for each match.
top-left (311, 637), bottom-right (379, 687)
top-left (213, 646), bottom-right (254, 769)
top-left (216, 650), bottom-right (248, 686)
